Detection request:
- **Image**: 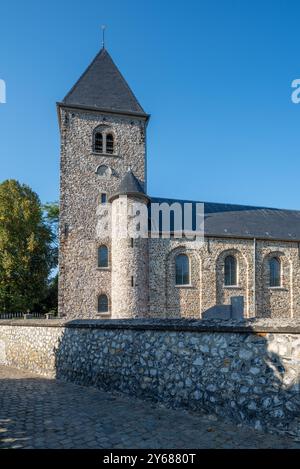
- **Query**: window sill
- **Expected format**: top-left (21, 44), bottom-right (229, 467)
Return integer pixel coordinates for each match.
top-left (223, 285), bottom-right (242, 289)
top-left (175, 284), bottom-right (194, 289)
top-left (92, 152), bottom-right (121, 158)
top-left (268, 287), bottom-right (286, 291)
top-left (96, 313), bottom-right (111, 317)
top-left (96, 267), bottom-right (110, 271)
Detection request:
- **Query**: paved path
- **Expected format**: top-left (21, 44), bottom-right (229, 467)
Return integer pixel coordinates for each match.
top-left (0, 365), bottom-right (299, 449)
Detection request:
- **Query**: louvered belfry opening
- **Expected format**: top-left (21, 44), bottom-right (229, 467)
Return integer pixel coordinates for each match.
top-left (94, 132), bottom-right (103, 153)
top-left (106, 133), bottom-right (114, 154)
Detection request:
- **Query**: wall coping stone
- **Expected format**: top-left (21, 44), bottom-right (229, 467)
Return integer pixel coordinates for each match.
top-left (1, 317), bottom-right (300, 334)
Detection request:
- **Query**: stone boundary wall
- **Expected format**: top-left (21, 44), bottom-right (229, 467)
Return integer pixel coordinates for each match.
top-left (0, 318), bottom-right (299, 438)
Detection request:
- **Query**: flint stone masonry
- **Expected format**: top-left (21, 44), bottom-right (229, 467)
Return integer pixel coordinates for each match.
top-left (58, 107), bottom-right (147, 319)
top-left (148, 237), bottom-right (300, 319)
top-left (0, 318), bottom-right (299, 438)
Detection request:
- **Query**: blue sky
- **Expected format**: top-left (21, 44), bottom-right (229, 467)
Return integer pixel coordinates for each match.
top-left (1, 0), bottom-right (300, 209)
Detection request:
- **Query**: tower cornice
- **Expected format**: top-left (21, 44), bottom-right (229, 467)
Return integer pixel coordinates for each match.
top-left (56, 102), bottom-right (150, 131)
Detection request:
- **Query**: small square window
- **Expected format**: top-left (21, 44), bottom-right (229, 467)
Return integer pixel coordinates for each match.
top-left (101, 193), bottom-right (107, 204)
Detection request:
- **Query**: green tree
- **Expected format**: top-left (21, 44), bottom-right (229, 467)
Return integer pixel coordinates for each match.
top-left (38, 201), bottom-right (59, 314)
top-left (43, 201), bottom-right (59, 268)
top-left (37, 273), bottom-right (58, 315)
top-left (0, 180), bottom-right (55, 312)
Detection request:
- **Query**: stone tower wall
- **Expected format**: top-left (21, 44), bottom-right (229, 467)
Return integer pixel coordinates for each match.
top-left (58, 107), bottom-right (147, 318)
top-left (111, 195), bottom-right (149, 318)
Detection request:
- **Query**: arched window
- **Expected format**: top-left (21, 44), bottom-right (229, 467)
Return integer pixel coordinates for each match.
top-left (98, 294), bottom-right (109, 313)
top-left (224, 255), bottom-right (237, 286)
top-left (106, 133), bottom-right (114, 154)
top-left (269, 257), bottom-right (281, 287)
top-left (175, 254), bottom-right (190, 285)
top-left (94, 132), bottom-right (103, 153)
top-left (98, 245), bottom-right (108, 268)
top-left (96, 165), bottom-right (110, 177)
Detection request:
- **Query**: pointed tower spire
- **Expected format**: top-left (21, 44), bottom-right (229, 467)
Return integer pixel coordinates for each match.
top-left (61, 48), bottom-right (148, 117)
top-left (101, 25), bottom-right (106, 49)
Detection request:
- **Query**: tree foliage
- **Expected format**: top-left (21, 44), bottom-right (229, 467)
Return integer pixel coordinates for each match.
top-left (43, 201), bottom-right (59, 267)
top-left (37, 273), bottom-right (58, 315)
top-left (0, 180), bottom-right (56, 312)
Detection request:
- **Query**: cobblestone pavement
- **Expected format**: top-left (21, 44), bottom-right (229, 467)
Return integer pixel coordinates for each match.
top-left (0, 366), bottom-right (299, 449)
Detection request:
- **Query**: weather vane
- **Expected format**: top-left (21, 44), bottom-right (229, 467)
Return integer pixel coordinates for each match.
top-left (101, 25), bottom-right (106, 49)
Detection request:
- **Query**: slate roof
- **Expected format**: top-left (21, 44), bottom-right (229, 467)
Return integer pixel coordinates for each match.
top-left (109, 170), bottom-right (146, 201)
top-left (150, 197), bottom-right (300, 241)
top-left (62, 48), bottom-right (147, 116)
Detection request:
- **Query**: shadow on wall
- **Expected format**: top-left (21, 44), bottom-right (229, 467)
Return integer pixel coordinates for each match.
top-left (53, 320), bottom-right (300, 439)
top-left (202, 296), bottom-right (244, 320)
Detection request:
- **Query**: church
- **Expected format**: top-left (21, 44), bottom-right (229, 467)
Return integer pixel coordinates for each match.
top-left (57, 46), bottom-right (300, 320)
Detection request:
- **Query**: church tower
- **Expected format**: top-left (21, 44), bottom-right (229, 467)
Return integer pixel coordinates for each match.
top-left (57, 47), bottom-right (149, 318)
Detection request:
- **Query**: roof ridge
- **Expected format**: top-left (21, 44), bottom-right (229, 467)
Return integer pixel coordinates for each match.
top-left (150, 196), bottom-right (300, 213)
